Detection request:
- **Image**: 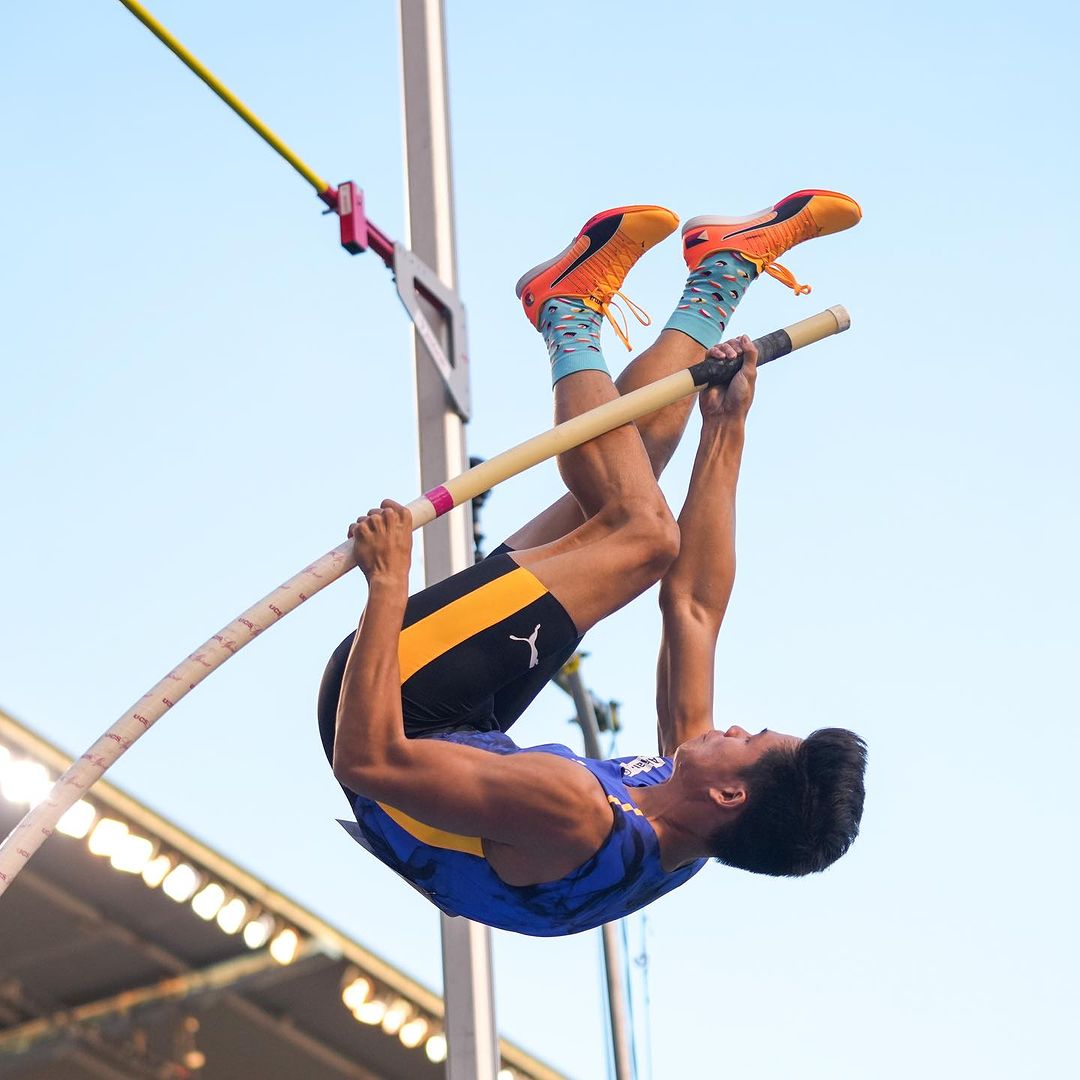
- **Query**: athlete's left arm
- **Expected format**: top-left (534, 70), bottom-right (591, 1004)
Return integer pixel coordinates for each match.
top-left (334, 502), bottom-right (610, 851)
top-left (332, 500), bottom-right (414, 785)
top-left (655, 338), bottom-right (756, 757)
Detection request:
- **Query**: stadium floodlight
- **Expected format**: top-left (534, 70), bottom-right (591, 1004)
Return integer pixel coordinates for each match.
top-left (354, 999), bottom-right (387, 1026)
top-left (381, 998), bottom-right (411, 1036)
top-left (110, 833), bottom-right (155, 874)
top-left (1, 759), bottom-right (51, 807)
top-left (425, 1034), bottom-right (448, 1063)
top-left (88, 818), bottom-right (129, 857)
top-left (342, 974), bottom-right (372, 1011)
top-left (142, 853), bottom-right (173, 888)
top-left (399, 1016), bottom-right (429, 1049)
top-left (162, 863), bottom-right (202, 903)
top-left (243, 912), bottom-right (275, 950)
top-left (56, 800), bottom-right (96, 839)
top-left (269, 927), bottom-right (299, 965)
top-left (216, 897), bottom-right (248, 934)
top-left (191, 883), bottom-right (227, 921)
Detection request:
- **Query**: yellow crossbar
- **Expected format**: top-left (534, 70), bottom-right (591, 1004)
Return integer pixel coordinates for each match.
top-left (117, 0), bottom-right (332, 197)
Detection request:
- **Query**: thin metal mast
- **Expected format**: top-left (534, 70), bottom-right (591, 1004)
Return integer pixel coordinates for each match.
top-left (398, 3), bottom-right (499, 1079)
top-left (559, 660), bottom-right (636, 1080)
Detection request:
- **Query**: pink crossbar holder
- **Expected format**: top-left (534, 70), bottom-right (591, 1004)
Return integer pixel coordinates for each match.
top-left (336, 181), bottom-right (367, 255)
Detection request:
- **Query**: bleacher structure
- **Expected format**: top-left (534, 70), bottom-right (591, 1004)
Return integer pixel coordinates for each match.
top-left (0, 708), bottom-right (564, 1080)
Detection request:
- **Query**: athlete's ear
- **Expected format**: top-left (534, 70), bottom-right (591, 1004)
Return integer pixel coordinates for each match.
top-left (709, 786), bottom-right (746, 814)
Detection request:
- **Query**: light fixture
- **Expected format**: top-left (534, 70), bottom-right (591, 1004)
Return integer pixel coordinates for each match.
top-left (342, 974), bottom-right (372, 1011)
top-left (0, 745), bottom-right (11, 772)
top-left (269, 928), bottom-right (299, 965)
top-left (425, 1034), bottom-right (448, 1064)
top-left (381, 998), bottom-right (411, 1036)
top-left (162, 863), bottom-right (202, 903)
top-left (1, 759), bottom-right (51, 807)
top-left (191, 883), bottom-right (227, 921)
top-left (110, 833), bottom-right (155, 873)
top-left (88, 817), bottom-right (128, 857)
top-left (243, 913), bottom-right (275, 949)
top-left (354, 999), bottom-right (387, 1025)
top-left (57, 800), bottom-right (96, 839)
top-left (216, 897), bottom-right (248, 934)
top-left (498, 1070), bottom-right (515, 1080)
top-left (399, 1016), bottom-right (428, 1049)
top-left (142, 854), bottom-right (173, 888)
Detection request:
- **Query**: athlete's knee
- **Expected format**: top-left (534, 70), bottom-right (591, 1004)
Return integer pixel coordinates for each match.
top-left (631, 499), bottom-right (680, 576)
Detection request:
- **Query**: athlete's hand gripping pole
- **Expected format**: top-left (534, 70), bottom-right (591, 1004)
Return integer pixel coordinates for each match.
top-left (0, 306), bottom-right (849, 897)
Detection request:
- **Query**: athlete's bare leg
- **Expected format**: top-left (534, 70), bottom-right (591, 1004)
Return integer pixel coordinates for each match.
top-left (505, 328), bottom-right (705, 551)
top-left (508, 366), bottom-right (679, 634)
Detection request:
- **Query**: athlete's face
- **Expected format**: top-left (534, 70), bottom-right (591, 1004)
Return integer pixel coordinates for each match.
top-left (675, 726), bottom-right (801, 794)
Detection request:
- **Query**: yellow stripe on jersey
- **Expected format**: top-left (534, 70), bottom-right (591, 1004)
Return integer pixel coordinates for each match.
top-left (608, 794), bottom-right (644, 817)
top-left (378, 802), bottom-right (484, 857)
top-left (397, 566), bottom-right (548, 684)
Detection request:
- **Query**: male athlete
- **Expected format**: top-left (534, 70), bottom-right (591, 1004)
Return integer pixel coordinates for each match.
top-left (318, 191), bottom-right (868, 936)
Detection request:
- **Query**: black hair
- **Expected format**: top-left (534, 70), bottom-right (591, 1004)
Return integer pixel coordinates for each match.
top-left (708, 728), bottom-right (867, 877)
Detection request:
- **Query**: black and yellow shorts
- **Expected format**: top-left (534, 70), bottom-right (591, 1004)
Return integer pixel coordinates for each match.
top-left (318, 549), bottom-right (582, 764)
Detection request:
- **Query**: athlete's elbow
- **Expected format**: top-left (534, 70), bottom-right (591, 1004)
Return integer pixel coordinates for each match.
top-left (333, 736), bottom-right (410, 799)
top-left (333, 753), bottom-right (372, 795)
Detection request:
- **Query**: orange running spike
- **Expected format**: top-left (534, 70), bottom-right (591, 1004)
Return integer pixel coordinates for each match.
top-left (516, 205), bottom-right (679, 350)
top-left (681, 189), bottom-right (861, 295)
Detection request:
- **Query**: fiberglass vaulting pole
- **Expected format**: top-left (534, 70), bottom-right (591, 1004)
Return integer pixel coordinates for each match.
top-left (397, 3), bottom-right (500, 1079)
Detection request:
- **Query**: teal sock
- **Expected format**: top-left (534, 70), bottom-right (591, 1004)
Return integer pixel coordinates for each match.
top-left (539, 298), bottom-right (608, 386)
top-left (663, 252), bottom-right (758, 349)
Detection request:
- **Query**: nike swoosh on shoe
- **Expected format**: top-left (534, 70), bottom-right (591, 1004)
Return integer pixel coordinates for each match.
top-left (547, 213), bottom-right (624, 288)
top-left (720, 193), bottom-right (813, 241)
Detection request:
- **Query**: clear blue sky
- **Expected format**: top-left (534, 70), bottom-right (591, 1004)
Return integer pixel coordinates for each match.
top-left (3, 2), bottom-right (1078, 1078)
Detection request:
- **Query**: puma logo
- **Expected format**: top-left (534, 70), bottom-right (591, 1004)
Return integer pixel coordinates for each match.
top-left (509, 624), bottom-right (541, 669)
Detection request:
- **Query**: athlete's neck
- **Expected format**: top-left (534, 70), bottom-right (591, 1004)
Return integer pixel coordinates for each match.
top-left (631, 782), bottom-right (711, 872)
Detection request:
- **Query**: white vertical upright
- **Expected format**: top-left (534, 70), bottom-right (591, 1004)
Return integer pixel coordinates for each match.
top-left (398, 3), bottom-right (499, 1079)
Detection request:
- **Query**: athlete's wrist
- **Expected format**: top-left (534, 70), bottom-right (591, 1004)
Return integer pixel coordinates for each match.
top-left (701, 414), bottom-right (746, 449)
top-left (364, 571), bottom-right (410, 601)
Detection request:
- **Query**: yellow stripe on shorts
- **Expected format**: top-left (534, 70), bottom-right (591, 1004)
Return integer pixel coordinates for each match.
top-left (397, 566), bottom-right (548, 684)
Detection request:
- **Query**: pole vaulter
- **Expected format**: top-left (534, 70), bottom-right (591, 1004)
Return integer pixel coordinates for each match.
top-left (0, 305), bottom-right (848, 896)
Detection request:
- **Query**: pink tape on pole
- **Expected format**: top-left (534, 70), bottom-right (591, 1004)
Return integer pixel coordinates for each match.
top-left (424, 485), bottom-right (455, 517)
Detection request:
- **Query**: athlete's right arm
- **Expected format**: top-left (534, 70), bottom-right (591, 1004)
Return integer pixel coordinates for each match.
top-left (655, 338), bottom-right (756, 756)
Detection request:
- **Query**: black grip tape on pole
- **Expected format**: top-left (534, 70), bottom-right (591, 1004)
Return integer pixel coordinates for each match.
top-left (753, 328), bottom-right (795, 366)
top-left (687, 327), bottom-right (794, 388)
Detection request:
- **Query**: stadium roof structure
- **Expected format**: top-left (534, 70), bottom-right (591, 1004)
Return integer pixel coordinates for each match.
top-left (0, 709), bottom-right (565, 1080)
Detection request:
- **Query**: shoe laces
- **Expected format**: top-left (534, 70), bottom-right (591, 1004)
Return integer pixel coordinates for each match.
top-left (763, 260), bottom-right (812, 296)
top-left (749, 213), bottom-right (814, 295)
top-left (597, 291), bottom-right (651, 351)
top-left (589, 236), bottom-right (652, 350)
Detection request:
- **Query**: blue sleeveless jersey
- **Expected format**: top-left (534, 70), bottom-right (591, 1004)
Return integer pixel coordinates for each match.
top-left (336, 730), bottom-right (707, 937)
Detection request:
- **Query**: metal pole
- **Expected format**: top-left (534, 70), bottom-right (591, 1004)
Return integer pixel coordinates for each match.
top-left (398, 3), bottom-right (499, 1080)
top-left (560, 659), bottom-right (635, 1080)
